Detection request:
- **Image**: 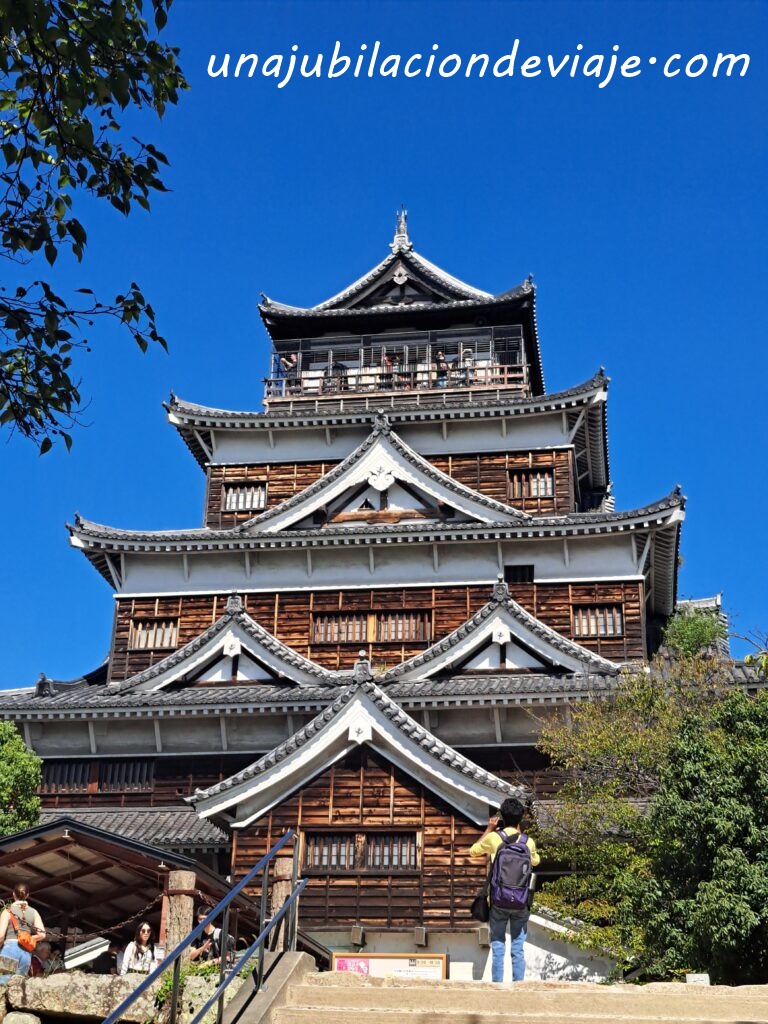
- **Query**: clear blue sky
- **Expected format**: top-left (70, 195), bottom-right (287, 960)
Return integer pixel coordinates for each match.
top-left (2, 0), bottom-right (766, 686)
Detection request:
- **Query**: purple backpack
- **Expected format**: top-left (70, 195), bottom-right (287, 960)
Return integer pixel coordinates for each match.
top-left (489, 831), bottom-right (532, 914)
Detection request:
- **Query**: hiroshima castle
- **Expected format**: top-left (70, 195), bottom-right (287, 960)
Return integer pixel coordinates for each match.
top-left (0, 212), bottom-right (691, 970)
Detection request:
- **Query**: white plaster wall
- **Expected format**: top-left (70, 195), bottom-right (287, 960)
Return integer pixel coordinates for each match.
top-left (208, 412), bottom-right (570, 465)
top-left (26, 721), bottom-right (91, 756)
top-left (118, 534), bottom-right (640, 597)
top-left (93, 719), bottom-right (156, 753)
top-left (308, 924), bottom-right (614, 982)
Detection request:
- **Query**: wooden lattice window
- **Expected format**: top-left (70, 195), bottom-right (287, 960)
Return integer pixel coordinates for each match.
top-left (223, 481), bottom-right (267, 512)
top-left (573, 605), bottom-right (624, 638)
top-left (129, 618), bottom-right (178, 650)
top-left (98, 759), bottom-right (155, 792)
top-left (41, 760), bottom-right (91, 793)
top-left (374, 610), bottom-right (431, 643)
top-left (303, 831), bottom-right (419, 873)
top-left (311, 611), bottom-right (431, 644)
top-left (312, 613), bottom-right (368, 644)
top-left (508, 468), bottom-right (554, 500)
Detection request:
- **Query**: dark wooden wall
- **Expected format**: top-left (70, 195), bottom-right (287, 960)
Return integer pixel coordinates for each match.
top-left (204, 449), bottom-right (576, 527)
top-left (110, 581), bottom-right (645, 680)
top-left (37, 754), bottom-right (255, 808)
top-left (232, 748), bottom-right (489, 931)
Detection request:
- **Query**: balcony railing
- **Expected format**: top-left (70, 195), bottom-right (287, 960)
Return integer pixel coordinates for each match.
top-left (264, 362), bottom-right (530, 414)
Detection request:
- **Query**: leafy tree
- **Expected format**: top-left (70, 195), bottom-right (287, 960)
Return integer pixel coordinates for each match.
top-left (534, 649), bottom-right (732, 968)
top-left (0, 720), bottom-right (41, 835)
top-left (627, 691), bottom-right (768, 983)
top-left (663, 606), bottom-right (728, 658)
top-left (0, 0), bottom-right (187, 451)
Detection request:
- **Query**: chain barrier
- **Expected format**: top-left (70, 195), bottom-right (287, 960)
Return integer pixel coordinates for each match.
top-left (4, 889), bottom-right (223, 946)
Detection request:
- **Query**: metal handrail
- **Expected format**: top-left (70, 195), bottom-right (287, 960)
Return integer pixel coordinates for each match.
top-left (101, 829), bottom-right (302, 1024)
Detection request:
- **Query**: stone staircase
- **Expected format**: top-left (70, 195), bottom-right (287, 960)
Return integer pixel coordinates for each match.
top-left (271, 972), bottom-right (768, 1024)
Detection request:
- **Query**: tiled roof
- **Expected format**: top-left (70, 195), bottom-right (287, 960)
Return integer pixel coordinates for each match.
top-left (39, 806), bottom-right (229, 848)
top-left (2, 662), bottom-right (763, 716)
top-left (68, 489), bottom-right (685, 548)
top-left (165, 373), bottom-right (607, 432)
top-left (192, 679), bottom-right (525, 803)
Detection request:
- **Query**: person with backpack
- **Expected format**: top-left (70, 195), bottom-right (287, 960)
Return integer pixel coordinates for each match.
top-left (189, 905), bottom-right (235, 965)
top-left (0, 881), bottom-right (46, 979)
top-left (469, 798), bottom-right (540, 983)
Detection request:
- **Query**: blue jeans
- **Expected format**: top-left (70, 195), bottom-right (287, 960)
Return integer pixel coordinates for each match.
top-left (489, 907), bottom-right (528, 982)
top-left (0, 939), bottom-right (32, 982)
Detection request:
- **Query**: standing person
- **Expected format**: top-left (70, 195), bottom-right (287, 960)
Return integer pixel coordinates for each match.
top-left (120, 921), bottom-right (156, 975)
top-left (189, 905), bottom-right (234, 964)
top-left (0, 882), bottom-right (46, 978)
top-left (279, 352), bottom-right (299, 394)
top-left (434, 350), bottom-right (449, 388)
top-left (469, 798), bottom-right (539, 983)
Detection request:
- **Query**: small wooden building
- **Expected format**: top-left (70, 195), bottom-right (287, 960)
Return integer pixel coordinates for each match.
top-left (1, 213), bottom-right (688, 968)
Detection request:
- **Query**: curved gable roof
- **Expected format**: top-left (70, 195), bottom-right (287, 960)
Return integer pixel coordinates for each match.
top-left (384, 578), bottom-right (620, 681)
top-left (190, 678), bottom-right (526, 827)
top-left (112, 595), bottom-right (339, 694)
top-left (236, 413), bottom-right (531, 534)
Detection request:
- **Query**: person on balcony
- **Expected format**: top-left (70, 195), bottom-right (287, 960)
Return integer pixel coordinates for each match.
top-left (434, 351), bottom-right (449, 388)
top-left (279, 353), bottom-right (299, 395)
top-left (379, 353), bottom-right (393, 389)
top-left (460, 348), bottom-right (475, 386)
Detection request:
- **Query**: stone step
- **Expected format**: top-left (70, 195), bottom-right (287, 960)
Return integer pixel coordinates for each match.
top-left (286, 980), bottom-right (768, 1020)
top-left (275, 1009), bottom-right (766, 1024)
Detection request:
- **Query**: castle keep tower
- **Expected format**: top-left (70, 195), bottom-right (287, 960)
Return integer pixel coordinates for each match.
top-left (1, 214), bottom-right (684, 960)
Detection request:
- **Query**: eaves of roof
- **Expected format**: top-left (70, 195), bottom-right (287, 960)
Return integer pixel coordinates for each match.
top-left (68, 490), bottom-right (685, 552)
top-left (2, 662), bottom-right (763, 720)
top-left (165, 372), bottom-right (606, 452)
top-left (190, 679), bottom-right (523, 805)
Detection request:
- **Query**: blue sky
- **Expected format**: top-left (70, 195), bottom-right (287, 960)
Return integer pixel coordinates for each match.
top-left (2, 0), bottom-right (766, 685)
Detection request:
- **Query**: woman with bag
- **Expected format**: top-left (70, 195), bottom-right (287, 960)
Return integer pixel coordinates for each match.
top-left (0, 881), bottom-right (46, 978)
top-left (120, 921), bottom-right (157, 975)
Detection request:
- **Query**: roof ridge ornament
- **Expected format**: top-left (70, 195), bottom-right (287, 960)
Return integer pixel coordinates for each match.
top-left (353, 650), bottom-right (374, 683)
top-left (492, 573), bottom-right (509, 602)
top-left (226, 593), bottom-right (244, 615)
top-left (373, 410), bottom-right (392, 435)
top-left (389, 206), bottom-right (413, 254)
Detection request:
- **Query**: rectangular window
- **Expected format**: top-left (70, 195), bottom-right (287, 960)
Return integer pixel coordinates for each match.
top-left (312, 613), bottom-right (368, 644)
top-left (303, 831), bottom-right (419, 873)
top-left (573, 605), bottom-right (624, 638)
top-left (508, 468), bottom-right (554, 500)
top-left (311, 612), bottom-right (431, 644)
top-left (223, 482), bottom-right (267, 512)
top-left (504, 565), bottom-right (534, 584)
top-left (374, 610), bottom-right (431, 643)
top-left (129, 618), bottom-right (178, 650)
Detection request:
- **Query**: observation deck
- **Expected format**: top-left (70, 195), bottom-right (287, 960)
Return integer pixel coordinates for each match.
top-left (263, 325), bottom-right (530, 415)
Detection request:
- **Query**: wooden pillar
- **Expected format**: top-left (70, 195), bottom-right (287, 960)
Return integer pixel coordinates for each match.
top-left (166, 869), bottom-right (196, 959)
top-left (270, 855), bottom-right (294, 952)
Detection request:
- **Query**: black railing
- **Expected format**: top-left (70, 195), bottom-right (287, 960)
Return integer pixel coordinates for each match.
top-left (101, 829), bottom-right (305, 1024)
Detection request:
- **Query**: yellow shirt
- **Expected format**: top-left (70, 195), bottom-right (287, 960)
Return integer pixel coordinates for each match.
top-left (469, 826), bottom-right (540, 866)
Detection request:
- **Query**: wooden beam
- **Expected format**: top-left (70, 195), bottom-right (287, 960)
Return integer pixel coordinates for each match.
top-left (192, 429), bottom-right (213, 461)
top-left (154, 718), bottom-right (163, 753)
top-left (0, 836), bottom-right (74, 868)
top-left (88, 721), bottom-right (97, 755)
top-left (567, 408), bottom-right (587, 443)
